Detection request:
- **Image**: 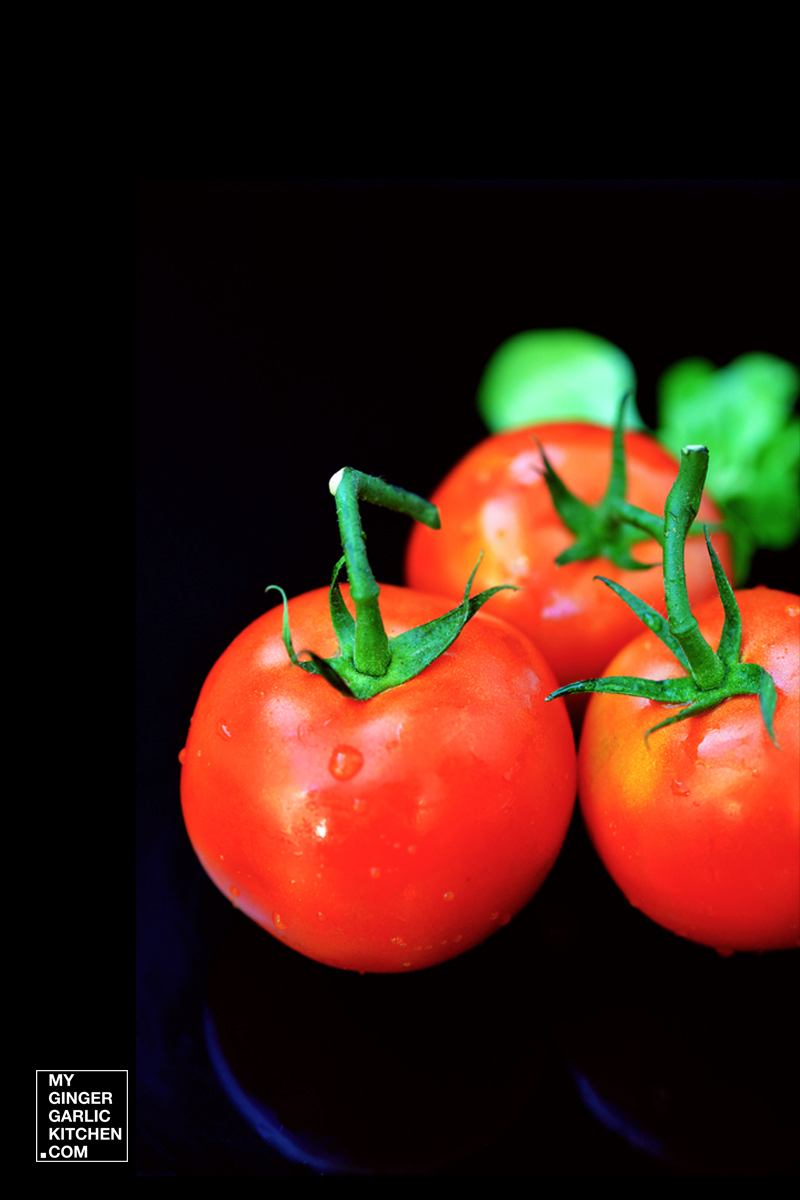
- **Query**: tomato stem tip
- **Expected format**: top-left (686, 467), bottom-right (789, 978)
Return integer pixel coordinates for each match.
top-left (271, 469), bottom-right (512, 701)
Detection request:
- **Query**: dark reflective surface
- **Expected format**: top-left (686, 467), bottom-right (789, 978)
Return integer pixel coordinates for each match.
top-left (203, 907), bottom-right (551, 1174)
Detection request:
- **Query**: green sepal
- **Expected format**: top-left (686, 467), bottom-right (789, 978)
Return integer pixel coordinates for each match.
top-left (296, 649), bottom-right (357, 698)
top-left (703, 527), bottom-right (742, 664)
top-left (537, 395), bottom-right (719, 572)
top-left (536, 396), bottom-right (666, 572)
top-left (643, 662), bottom-right (778, 744)
top-left (548, 674), bottom-right (697, 706)
top-left (547, 660), bottom-right (778, 746)
top-left (270, 558), bottom-right (516, 702)
top-left (757, 667), bottom-right (779, 747)
top-left (265, 583), bottom-right (355, 694)
top-left (327, 556), bottom-right (355, 650)
top-left (593, 576), bottom-right (690, 672)
top-left (544, 448), bottom-right (781, 746)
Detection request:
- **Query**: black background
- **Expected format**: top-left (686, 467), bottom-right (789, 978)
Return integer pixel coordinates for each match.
top-left (136, 179), bottom-right (798, 1175)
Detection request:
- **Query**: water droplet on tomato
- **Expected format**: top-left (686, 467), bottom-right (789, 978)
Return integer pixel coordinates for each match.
top-left (671, 779), bottom-right (690, 796)
top-left (369, 867), bottom-right (381, 879)
top-left (178, 748), bottom-right (186, 763)
top-left (230, 885), bottom-right (240, 897)
top-left (273, 912), bottom-right (287, 931)
top-left (218, 723), bottom-right (232, 739)
top-left (329, 744), bottom-right (364, 780)
top-left (443, 891), bottom-right (454, 902)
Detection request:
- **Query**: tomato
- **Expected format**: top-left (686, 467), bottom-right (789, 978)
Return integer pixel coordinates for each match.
top-left (405, 423), bottom-right (733, 691)
top-left (180, 582), bottom-right (577, 974)
top-left (576, 587), bottom-right (800, 954)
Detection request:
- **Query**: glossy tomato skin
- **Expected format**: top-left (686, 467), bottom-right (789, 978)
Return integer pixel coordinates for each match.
top-left (405, 424), bottom-right (734, 690)
top-left (577, 588), bottom-right (800, 954)
top-left (180, 584), bottom-right (577, 973)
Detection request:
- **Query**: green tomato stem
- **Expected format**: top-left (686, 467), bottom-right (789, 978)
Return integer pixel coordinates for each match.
top-left (542, 394), bottom-right (669, 572)
top-left (662, 447), bottom-right (726, 689)
top-left (329, 468), bottom-right (440, 677)
top-left (545, 445), bottom-right (779, 744)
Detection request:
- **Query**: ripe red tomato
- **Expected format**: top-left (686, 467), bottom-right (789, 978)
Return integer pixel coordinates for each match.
top-left (180, 583), bottom-right (577, 973)
top-left (576, 587), bottom-right (800, 954)
top-left (405, 424), bottom-right (733, 690)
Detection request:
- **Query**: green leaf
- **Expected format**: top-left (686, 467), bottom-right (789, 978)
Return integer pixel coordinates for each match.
top-left (656, 352), bottom-right (800, 579)
top-left (477, 328), bottom-right (645, 432)
top-left (731, 419), bottom-right (800, 546)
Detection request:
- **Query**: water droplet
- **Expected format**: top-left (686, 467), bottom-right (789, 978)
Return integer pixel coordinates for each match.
top-left (178, 748), bottom-right (186, 763)
top-left (273, 912), bottom-right (287, 931)
top-left (329, 744), bottom-right (364, 780)
top-left (229, 885), bottom-right (240, 897)
top-left (370, 866), bottom-right (381, 879)
top-left (443, 891), bottom-right (454, 901)
top-left (353, 797), bottom-right (366, 812)
top-left (671, 779), bottom-right (690, 796)
top-left (489, 911), bottom-right (499, 921)
top-left (218, 723), bottom-right (232, 739)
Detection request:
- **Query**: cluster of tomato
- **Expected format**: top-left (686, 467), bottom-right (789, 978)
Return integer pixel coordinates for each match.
top-left (180, 420), bottom-right (799, 972)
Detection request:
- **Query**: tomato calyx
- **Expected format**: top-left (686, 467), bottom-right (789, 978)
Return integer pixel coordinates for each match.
top-left (267, 468), bottom-right (514, 701)
top-left (546, 446), bottom-right (779, 744)
top-left (538, 394), bottom-right (710, 572)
